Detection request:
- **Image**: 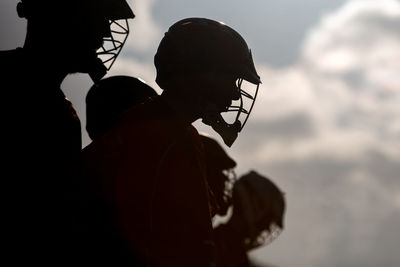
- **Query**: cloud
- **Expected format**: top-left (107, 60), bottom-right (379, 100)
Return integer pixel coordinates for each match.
top-left (248, 152), bottom-right (400, 267)
top-left (123, 0), bottom-right (162, 55)
top-left (302, 0), bottom-right (400, 85)
top-left (250, 0), bottom-right (400, 162)
top-left (244, 1), bottom-right (400, 266)
top-left (0, 1), bottom-right (26, 49)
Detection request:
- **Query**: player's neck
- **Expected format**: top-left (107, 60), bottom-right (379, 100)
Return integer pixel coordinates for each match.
top-left (19, 46), bottom-right (67, 88)
top-left (160, 90), bottom-right (202, 123)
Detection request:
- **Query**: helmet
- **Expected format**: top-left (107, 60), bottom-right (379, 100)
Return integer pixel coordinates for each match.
top-left (200, 134), bottom-right (237, 216)
top-left (17, 0), bottom-right (135, 81)
top-left (154, 18), bottom-right (261, 147)
top-left (82, 0), bottom-right (135, 78)
top-left (86, 75), bottom-right (158, 140)
top-left (232, 171), bottom-right (285, 250)
top-left (17, 0), bottom-right (134, 20)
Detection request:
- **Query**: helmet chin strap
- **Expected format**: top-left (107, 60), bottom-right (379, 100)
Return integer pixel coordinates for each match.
top-left (202, 113), bottom-right (241, 147)
top-left (88, 58), bottom-right (107, 82)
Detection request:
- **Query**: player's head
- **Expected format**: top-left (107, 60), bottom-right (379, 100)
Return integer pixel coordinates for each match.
top-left (86, 75), bottom-right (158, 140)
top-left (17, 0), bottom-right (135, 81)
top-left (231, 171), bottom-right (285, 250)
top-left (200, 134), bottom-right (237, 216)
top-left (154, 18), bottom-right (261, 147)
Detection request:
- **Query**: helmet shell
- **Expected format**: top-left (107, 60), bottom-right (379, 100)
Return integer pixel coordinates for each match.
top-left (154, 17), bottom-right (261, 90)
top-left (232, 171), bottom-right (285, 249)
top-left (18, 0), bottom-right (134, 20)
top-left (233, 171), bottom-right (285, 228)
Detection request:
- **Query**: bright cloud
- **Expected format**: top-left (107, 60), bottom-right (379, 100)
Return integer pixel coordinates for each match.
top-left (248, 1), bottom-right (400, 266)
top-left (302, 0), bottom-right (400, 75)
top-left (124, 0), bottom-right (162, 53)
top-left (251, 0), bottom-right (400, 164)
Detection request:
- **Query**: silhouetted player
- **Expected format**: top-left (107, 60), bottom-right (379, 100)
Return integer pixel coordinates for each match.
top-left (82, 75), bottom-right (158, 265)
top-left (83, 17), bottom-right (261, 266)
top-left (0, 0), bottom-right (134, 265)
top-left (214, 170), bottom-right (286, 267)
top-left (201, 135), bottom-right (286, 267)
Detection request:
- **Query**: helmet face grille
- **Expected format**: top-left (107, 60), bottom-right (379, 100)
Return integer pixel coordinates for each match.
top-left (245, 223), bottom-right (282, 250)
top-left (224, 79), bottom-right (260, 132)
top-left (96, 19), bottom-right (130, 70)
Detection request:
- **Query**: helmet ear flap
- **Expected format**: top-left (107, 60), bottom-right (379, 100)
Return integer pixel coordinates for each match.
top-left (17, 1), bottom-right (28, 18)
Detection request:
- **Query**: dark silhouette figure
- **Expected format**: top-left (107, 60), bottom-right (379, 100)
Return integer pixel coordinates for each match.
top-left (214, 171), bottom-right (286, 267)
top-left (200, 134), bottom-right (237, 217)
top-left (82, 17), bottom-right (261, 266)
top-left (84, 76), bottom-right (282, 267)
top-left (201, 135), bottom-right (286, 267)
top-left (0, 0), bottom-right (134, 265)
top-left (83, 76), bottom-right (157, 265)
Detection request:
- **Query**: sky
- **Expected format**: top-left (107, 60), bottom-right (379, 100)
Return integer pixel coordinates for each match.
top-left (1, 0), bottom-right (400, 266)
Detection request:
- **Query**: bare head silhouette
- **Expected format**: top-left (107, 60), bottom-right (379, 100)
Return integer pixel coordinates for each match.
top-left (86, 75), bottom-right (158, 140)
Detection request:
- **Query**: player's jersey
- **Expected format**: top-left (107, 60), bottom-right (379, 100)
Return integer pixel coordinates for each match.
top-left (83, 96), bottom-right (215, 266)
top-left (214, 223), bottom-right (250, 267)
top-left (0, 48), bottom-right (83, 265)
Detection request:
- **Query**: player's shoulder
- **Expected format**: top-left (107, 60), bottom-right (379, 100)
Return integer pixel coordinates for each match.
top-left (0, 48), bottom-right (18, 57)
top-left (0, 48), bottom-right (23, 64)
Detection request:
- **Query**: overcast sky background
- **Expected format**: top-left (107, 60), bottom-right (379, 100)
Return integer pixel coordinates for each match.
top-left (1, 0), bottom-right (400, 266)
